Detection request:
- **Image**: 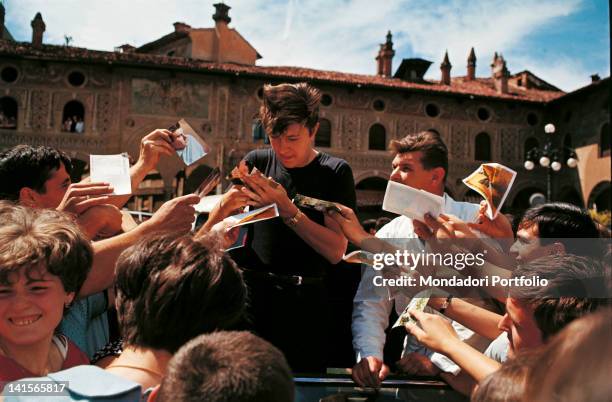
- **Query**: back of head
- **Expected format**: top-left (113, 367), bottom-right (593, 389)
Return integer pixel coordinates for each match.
top-left (525, 309), bottom-right (612, 402)
top-left (0, 201), bottom-right (92, 293)
top-left (0, 145), bottom-right (72, 201)
top-left (510, 254), bottom-right (611, 340)
top-left (519, 202), bottom-right (601, 257)
top-left (157, 331), bottom-right (294, 402)
top-left (259, 82), bottom-right (321, 137)
top-left (114, 233), bottom-right (247, 353)
top-left (471, 351), bottom-right (538, 402)
top-left (389, 130), bottom-right (448, 180)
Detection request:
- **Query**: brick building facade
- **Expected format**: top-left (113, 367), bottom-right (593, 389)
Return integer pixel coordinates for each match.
top-left (0, 3), bottom-right (609, 214)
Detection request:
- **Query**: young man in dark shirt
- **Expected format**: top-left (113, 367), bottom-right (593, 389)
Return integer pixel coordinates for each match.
top-left (232, 83), bottom-right (356, 372)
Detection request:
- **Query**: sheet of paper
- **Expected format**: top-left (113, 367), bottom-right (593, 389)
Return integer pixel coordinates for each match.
top-left (194, 194), bottom-right (224, 214)
top-left (89, 154), bottom-right (132, 195)
top-left (168, 118), bottom-right (211, 166)
top-left (225, 204), bottom-right (279, 228)
top-left (342, 250), bottom-right (375, 266)
top-left (463, 163), bottom-right (517, 219)
top-left (382, 180), bottom-right (444, 220)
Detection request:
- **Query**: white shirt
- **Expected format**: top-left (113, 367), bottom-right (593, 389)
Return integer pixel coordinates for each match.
top-left (352, 193), bottom-right (485, 374)
top-left (484, 332), bottom-right (510, 363)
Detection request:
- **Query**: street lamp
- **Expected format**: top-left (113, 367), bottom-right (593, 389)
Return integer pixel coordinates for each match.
top-left (523, 123), bottom-right (578, 202)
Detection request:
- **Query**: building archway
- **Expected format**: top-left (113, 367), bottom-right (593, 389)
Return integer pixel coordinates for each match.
top-left (0, 96), bottom-right (18, 129)
top-left (368, 123), bottom-right (386, 151)
top-left (316, 118), bottom-right (332, 148)
top-left (475, 132), bottom-right (491, 161)
top-left (511, 186), bottom-right (546, 212)
top-left (62, 100), bottom-right (85, 133)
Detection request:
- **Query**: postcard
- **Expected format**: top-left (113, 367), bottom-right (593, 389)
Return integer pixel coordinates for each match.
top-left (168, 118), bottom-right (210, 166)
top-left (392, 290), bottom-right (432, 329)
top-left (224, 203), bottom-right (279, 228)
top-left (342, 250), bottom-right (375, 266)
top-left (463, 163), bottom-right (517, 219)
top-left (89, 153), bottom-right (132, 195)
top-left (294, 194), bottom-right (341, 213)
top-left (382, 180), bottom-right (444, 220)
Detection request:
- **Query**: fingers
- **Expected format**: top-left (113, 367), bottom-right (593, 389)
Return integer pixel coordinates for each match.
top-left (351, 364), bottom-right (367, 387)
top-left (143, 139), bottom-right (175, 157)
top-left (413, 219), bottom-right (432, 239)
top-left (378, 363), bottom-right (390, 381)
top-left (72, 196), bottom-right (113, 213)
top-left (366, 359), bottom-right (382, 387)
top-left (240, 186), bottom-right (263, 204)
top-left (66, 183), bottom-right (114, 197)
top-left (174, 193), bottom-right (201, 205)
top-left (404, 320), bottom-right (426, 340)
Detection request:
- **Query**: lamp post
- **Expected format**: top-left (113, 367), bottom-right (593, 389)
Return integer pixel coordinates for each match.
top-left (524, 123), bottom-right (578, 202)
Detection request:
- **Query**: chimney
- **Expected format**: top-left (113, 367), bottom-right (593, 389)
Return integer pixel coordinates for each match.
top-left (591, 74), bottom-right (601, 83)
top-left (521, 71), bottom-right (530, 89)
top-left (491, 52), bottom-right (509, 94)
top-left (213, 3), bottom-right (231, 26)
top-left (375, 31), bottom-right (395, 77)
top-left (467, 47), bottom-right (476, 80)
top-left (115, 44), bottom-right (136, 53)
top-left (31, 12), bottom-right (45, 48)
top-left (440, 50), bottom-right (452, 85)
top-left (173, 22), bottom-right (191, 33)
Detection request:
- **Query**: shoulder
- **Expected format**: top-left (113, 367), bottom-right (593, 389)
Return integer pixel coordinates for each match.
top-left (317, 152), bottom-right (351, 172)
top-left (61, 336), bottom-right (90, 367)
top-left (244, 148), bottom-right (272, 163)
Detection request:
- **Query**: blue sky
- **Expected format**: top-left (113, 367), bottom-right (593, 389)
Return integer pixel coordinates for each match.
top-left (4, 0), bottom-right (610, 92)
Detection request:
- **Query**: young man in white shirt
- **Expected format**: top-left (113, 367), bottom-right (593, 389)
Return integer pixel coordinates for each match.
top-left (329, 130), bottom-right (486, 387)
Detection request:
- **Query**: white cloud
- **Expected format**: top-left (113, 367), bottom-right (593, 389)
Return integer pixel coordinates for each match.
top-left (4, 0), bottom-right (607, 91)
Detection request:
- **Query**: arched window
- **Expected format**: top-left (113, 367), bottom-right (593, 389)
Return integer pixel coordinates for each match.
top-left (315, 118), bottom-right (332, 148)
top-left (62, 100), bottom-right (85, 133)
top-left (0, 97), bottom-right (18, 129)
top-left (475, 132), bottom-right (491, 161)
top-left (524, 137), bottom-right (539, 159)
top-left (368, 123), bottom-right (386, 151)
top-left (600, 123), bottom-right (610, 157)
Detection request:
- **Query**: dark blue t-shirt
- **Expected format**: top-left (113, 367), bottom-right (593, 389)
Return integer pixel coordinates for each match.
top-left (231, 148), bottom-right (356, 277)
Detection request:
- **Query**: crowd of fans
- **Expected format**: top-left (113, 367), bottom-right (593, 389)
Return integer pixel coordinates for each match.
top-left (0, 82), bottom-right (609, 402)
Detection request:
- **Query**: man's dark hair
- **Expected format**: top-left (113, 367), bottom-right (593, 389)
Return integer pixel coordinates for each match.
top-left (519, 203), bottom-right (602, 257)
top-left (259, 82), bottom-right (321, 138)
top-left (389, 130), bottom-right (448, 180)
top-left (157, 331), bottom-right (294, 402)
top-left (0, 145), bottom-right (73, 201)
top-left (509, 254), bottom-right (611, 341)
top-left (114, 233), bottom-right (247, 353)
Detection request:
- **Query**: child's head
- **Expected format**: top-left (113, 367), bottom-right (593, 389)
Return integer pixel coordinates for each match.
top-left (511, 203), bottom-right (601, 263)
top-left (0, 202), bottom-right (92, 347)
top-left (525, 308), bottom-right (612, 402)
top-left (472, 351), bottom-right (538, 402)
top-left (156, 331), bottom-right (294, 402)
top-left (499, 254), bottom-right (609, 355)
top-left (114, 232), bottom-right (247, 353)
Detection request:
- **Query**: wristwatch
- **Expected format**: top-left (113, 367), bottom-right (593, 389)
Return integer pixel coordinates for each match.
top-left (439, 294), bottom-right (453, 315)
top-left (283, 208), bottom-right (304, 228)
